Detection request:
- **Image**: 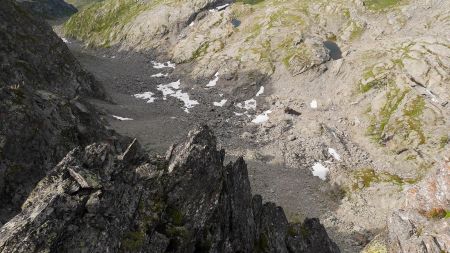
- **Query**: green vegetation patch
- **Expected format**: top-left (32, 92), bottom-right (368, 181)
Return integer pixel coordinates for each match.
top-left (267, 8), bottom-right (304, 29)
top-left (359, 73), bottom-right (392, 93)
top-left (191, 42), bottom-right (210, 61)
top-left (367, 85), bottom-right (409, 143)
top-left (121, 231), bottom-right (145, 252)
top-left (420, 208), bottom-right (449, 220)
top-left (237, 0), bottom-right (265, 5)
top-left (362, 239), bottom-right (387, 253)
top-left (167, 207), bottom-right (184, 226)
top-left (439, 135), bottom-right (448, 149)
top-left (63, 0), bottom-right (152, 47)
top-left (352, 168), bottom-right (418, 189)
top-left (402, 96), bottom-right (426, 145)
top-left (350, 22), bottom-right (365, 41)
top-left (255, 233), bottom-right (269, 252)
top-left (364, 0), bottom-right (402, 11)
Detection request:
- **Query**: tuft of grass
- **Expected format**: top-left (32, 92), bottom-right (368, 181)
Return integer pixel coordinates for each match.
top-left (420, 208), bottom-right (448, 220)
top-left (349, 22), bottom-right (365, 41)
top-left (167, 207), bottom-right (184, 226)
top-left (439, 135), bottom-right (449, 149)
top-left (342, 8), bottom-right (351, 19)
top-left (299, 224), bottom-right (310, 237)
top-left (255, 233), bottom-right (269, 252)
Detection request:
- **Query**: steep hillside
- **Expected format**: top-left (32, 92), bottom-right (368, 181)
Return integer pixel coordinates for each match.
top-left (0, 0), bottom-right (123, 225)
top-left (15, 0), bottom-right (77, 19)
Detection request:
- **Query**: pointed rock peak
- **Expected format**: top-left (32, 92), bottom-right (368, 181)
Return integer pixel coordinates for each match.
top-left (185, 125), bottom-right (217, 149)
top-left (166, 125), bottom-right (222, 173)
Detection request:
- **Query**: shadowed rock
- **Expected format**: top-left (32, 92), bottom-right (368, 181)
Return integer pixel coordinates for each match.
top-left (15, 0), bottom-right (77, 20)
top-left (0, 0), bottom-right (120, 225)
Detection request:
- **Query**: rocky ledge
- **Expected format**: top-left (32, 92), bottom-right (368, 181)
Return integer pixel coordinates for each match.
top-left (0, 126), bottom-right (339, 253)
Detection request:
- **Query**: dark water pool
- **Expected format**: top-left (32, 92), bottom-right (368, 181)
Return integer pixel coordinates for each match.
top-left (323, 40), bottom-right (342, 60)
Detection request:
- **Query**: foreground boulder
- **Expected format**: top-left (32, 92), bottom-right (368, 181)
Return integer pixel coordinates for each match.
top-left (0, 126), bottom-right (340, 253)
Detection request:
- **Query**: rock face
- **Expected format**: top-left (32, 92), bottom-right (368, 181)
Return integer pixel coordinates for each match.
top-left (0, 126), bottom-right (340, 253)
top-left (386, 160), bottom-right (450, 252)
top-left (363, 160), bottom-right (450, 253)
top-left (15, 0), bottom-right (77, 19)
top-left (0, 0), bottom-right (101, 98)
top-left (0, 0), bottom-right (120, 225)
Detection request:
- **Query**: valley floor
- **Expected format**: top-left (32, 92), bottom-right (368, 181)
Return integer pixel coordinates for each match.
top-left (65, 40), bottom-right (362, 252)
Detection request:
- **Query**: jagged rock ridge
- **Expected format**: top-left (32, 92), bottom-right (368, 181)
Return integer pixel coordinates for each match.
top-left (0, 126), bottom-right (340, 253)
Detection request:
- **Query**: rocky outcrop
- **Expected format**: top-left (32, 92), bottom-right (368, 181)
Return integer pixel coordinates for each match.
top-left (386, 160), bottom-right (450, 252)
top-left (363, 160), bottom-right (450, 253)
top-left (15, 0), bottom-right (77, 19)
top-left (0, 126), bottom-right (340, 253)
top-left (0, 0), bottom-right (120, 225)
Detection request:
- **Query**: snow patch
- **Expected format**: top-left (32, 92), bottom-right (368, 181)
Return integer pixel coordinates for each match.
top-left (256, 86), bottom-right (264, 97)
top-left (133, 91), bottom-right (156, 103)
top-left (151, 61), bottom-right (176, 69)
top-left (172, 90), bottom-right (199, 113)
top-left (151, 73), bottom-right (169, 78)
top-left (311, 163), bottom-right (329, 180)
top-left (328, 148), bottom-right (341, 161)
top-left (236, 99), bottom-right (257, 110)
top-left (426, 89), bottom-right (438, 103)
top-left (310, 99), bottom-right (318, 109)
top-left (252, 110), bottom-right (272, 124)
top-left (157, 80), bottom-right (181, 99)
top-left (112, 115), bottom-right (133, 121)
top-left (157, 80), bottom-right (199, 113)
top-left (61, 37), bottom-right (69, 43)
top-left (213, 99), bottom-right (227, 107)
top-left (216, 3), bottom-right (229, 11)
top-left (206, 72), bottom-right (219, 87)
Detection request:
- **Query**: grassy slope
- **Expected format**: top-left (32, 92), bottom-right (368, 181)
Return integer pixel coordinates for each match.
top-left (63, 0), bottom-right (158, 47)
